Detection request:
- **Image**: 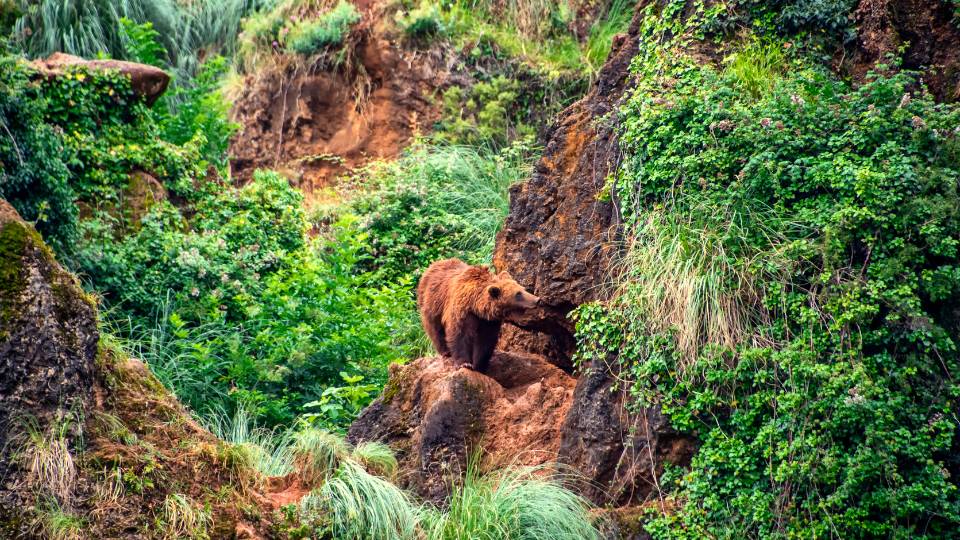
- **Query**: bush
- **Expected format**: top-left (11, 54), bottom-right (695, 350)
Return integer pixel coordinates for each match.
top-left (395, 1), bottom-right (443, 42)
top-left (577, 29), bottom-right (960, 537)
top-left (0, 57), bottom-right (76, 252)
top-left (348, 141), bottom-right (533, 282)
top-left (286, 0), bottom-right (361, 56)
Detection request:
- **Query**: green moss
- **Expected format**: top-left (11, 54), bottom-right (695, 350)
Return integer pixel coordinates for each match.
top-left (0, 221), bottom-right (30, 339)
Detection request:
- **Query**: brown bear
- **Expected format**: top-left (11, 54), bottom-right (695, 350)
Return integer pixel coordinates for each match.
top-left (417, 258), bottom-right (540, 372)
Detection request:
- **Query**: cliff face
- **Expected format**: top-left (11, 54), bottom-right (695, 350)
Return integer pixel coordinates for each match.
top-left (351, 6), bottom-right (698, 511)
top-left (350, 0), bottom-right (960, 515)
top-left (0, 200), bottom-right (98, 516)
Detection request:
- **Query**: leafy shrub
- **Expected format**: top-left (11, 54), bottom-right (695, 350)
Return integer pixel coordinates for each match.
top-left (286, 0), bottom-right (361, 56)
top-left (578, 22), bottom-right (960, 536)
top-left (348, 141), bottom-right (532, 282)
top-left (436, 76), bottom-right (536, 147)
top-left (702, 0), bottom-right (858, 41)
top-left (395, 1), bottom-right (443, 41)
top-left (0, 57), bottom-right (76, 252)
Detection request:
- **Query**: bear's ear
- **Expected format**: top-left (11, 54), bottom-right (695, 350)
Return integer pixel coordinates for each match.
top-left (487, 285), bottom-right (502, 299)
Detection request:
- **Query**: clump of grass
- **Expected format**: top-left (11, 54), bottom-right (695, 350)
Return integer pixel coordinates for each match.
top-left (420, 461), bottom-right (600, 540)
top-left (292, 427), bottom-right (352, 485)
top-left (351, 441), bottom-right (398, 478)
top-left (203, 406), bottom-right (297, 478)
top-left (608, 198), bottom-right (791, 371)
top-left (14, 415), bottom-right (77, 503)
top-left (584, 0), bottom-right (633, 75)
top-left (302, 460), bottom-right (420, 539)
top-left (33, 498), bottom-right (84, 540)
top-left (723, 39), bottom-right (787, 98)
top-left (160, 493), bottom-right (212, 540)
top-left (395, 1), bottom-right (443, 41)
top-left (287, 0), bottom-right (361, 55)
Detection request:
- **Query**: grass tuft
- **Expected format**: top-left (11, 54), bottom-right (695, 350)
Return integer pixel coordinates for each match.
top-left (33, 498), bottom-right (84, 540)
top-left (160, 493), bottom-right (212, 540)
top-left (303, 460), bottom-right (419, 540)
top-left (351, 441), bottom-right (398, 478)
top-left (14, 414), bottom-right (78, 504)
top-left (292, 427), bottom-right (352, 486)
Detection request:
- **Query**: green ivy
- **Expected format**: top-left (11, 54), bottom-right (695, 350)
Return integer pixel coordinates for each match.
top-left (574, 3), bottom-right (960, 536)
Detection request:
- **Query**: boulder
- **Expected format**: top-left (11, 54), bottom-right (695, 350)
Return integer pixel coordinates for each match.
top-left (30, 52), bottom-right (171, 105)
top-left (0, 198), bottom-right (98, 507)
top-left (348, 351), bottom-right (576, 502)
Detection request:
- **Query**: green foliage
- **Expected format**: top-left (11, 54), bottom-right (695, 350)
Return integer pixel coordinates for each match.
top-left (722, 39), bottom-right (786, 98)
top-left (702, 0), bottom-right (858, 41)
top-left (286, 1), bottom-right (361, 56)
top-left (118, 17), bottom-right (166, 67)
top-left (436, 77), bottom-right (535, 147)
top-left (394, 1), bottom-right (444, 42)
top-left (348, 142), bottom-right (532, 282)
top-left (577, 22), bottom-right (960, 536)
top-left (0, 57), bottom-right (75, 252)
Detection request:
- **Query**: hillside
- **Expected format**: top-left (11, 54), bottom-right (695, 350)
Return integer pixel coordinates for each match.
top-left (3, 0), bottom-right (960, 538)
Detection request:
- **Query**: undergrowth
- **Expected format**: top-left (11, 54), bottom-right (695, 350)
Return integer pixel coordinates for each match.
top-left (574, 2), bottom-right (960, 536)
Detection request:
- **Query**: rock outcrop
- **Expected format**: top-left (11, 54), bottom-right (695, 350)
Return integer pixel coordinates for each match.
top-left (229, 21), bottom-right (447, 192)
top-left (30, 52), bottom-right (171, 105)
top-left (844, 0), bottom-right (960, 102)
top-left (350, 6), bottom-right (697, 508)
top-left (0, 201), bottom-right (98, 454)
top-left (0, 199), bottom-right (98, 521)
top-left (349, 351), bottom-right (576, 502)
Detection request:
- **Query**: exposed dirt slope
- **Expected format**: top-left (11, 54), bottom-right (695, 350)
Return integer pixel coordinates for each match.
top-left (229, 10), bottom-right (449, 194)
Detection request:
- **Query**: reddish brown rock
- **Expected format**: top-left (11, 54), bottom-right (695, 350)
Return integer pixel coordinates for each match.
top-left (348, 351), bottom-right (576, 502)
top-left (492, 29), bottom-right (642, 370)
top-left (30, 52), bottom-right (171, 105)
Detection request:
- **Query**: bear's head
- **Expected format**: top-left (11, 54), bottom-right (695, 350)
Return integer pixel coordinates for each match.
top-left (486, 271), bottom-right (540, 312)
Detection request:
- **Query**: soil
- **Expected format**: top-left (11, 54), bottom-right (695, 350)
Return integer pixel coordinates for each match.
top-left (841, 0), bottom-right (960, 101)
top-left (229, 5), bottom-right (451, 197)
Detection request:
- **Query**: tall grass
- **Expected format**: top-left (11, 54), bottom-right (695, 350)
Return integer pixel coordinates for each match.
top-left (13, 414), bottom-right (78, 504)
top-left (204, 406), bottom-right (297, 477)
top-left (11, 0), bottom-right (267, 80)
top-left (420, 461), bottom-right (600, 540)
top-left (609, 198), bottom-right (792, 370)
top-left (106, 299), bottom-right (232, 419)
top-left (305, 460), bottom-right (421, 539)
top-left (584, 0), bottom-right (632, 75)
top-left (723, 39), bottom-right (787, 98)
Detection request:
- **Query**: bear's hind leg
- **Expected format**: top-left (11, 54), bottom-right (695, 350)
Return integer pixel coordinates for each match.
top-left (423, 314), bottom-right (450, 357)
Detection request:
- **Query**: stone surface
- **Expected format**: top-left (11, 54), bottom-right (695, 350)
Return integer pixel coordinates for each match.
top-left (30, 52), bottom-right (171, 105)
top-left (492, 29), bottom-right (641, 369)
top-left (558, 364), bottom-right (695, 505)
top-left (349, 351), bottom-right (576, 502)
top-left (843, 0), bottom-right (960, 102)
top-left (0, 198), bottom-right (98, 508)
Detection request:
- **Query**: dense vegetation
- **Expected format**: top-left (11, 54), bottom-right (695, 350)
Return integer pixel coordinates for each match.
top-left (575, 1), bottom-right (960, 537)
top-left (4, 0), bottom-right (960, 538)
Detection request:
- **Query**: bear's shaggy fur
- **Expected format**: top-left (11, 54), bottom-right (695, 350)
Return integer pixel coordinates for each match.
top-left (417, 259), bottom-right (540, 371)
